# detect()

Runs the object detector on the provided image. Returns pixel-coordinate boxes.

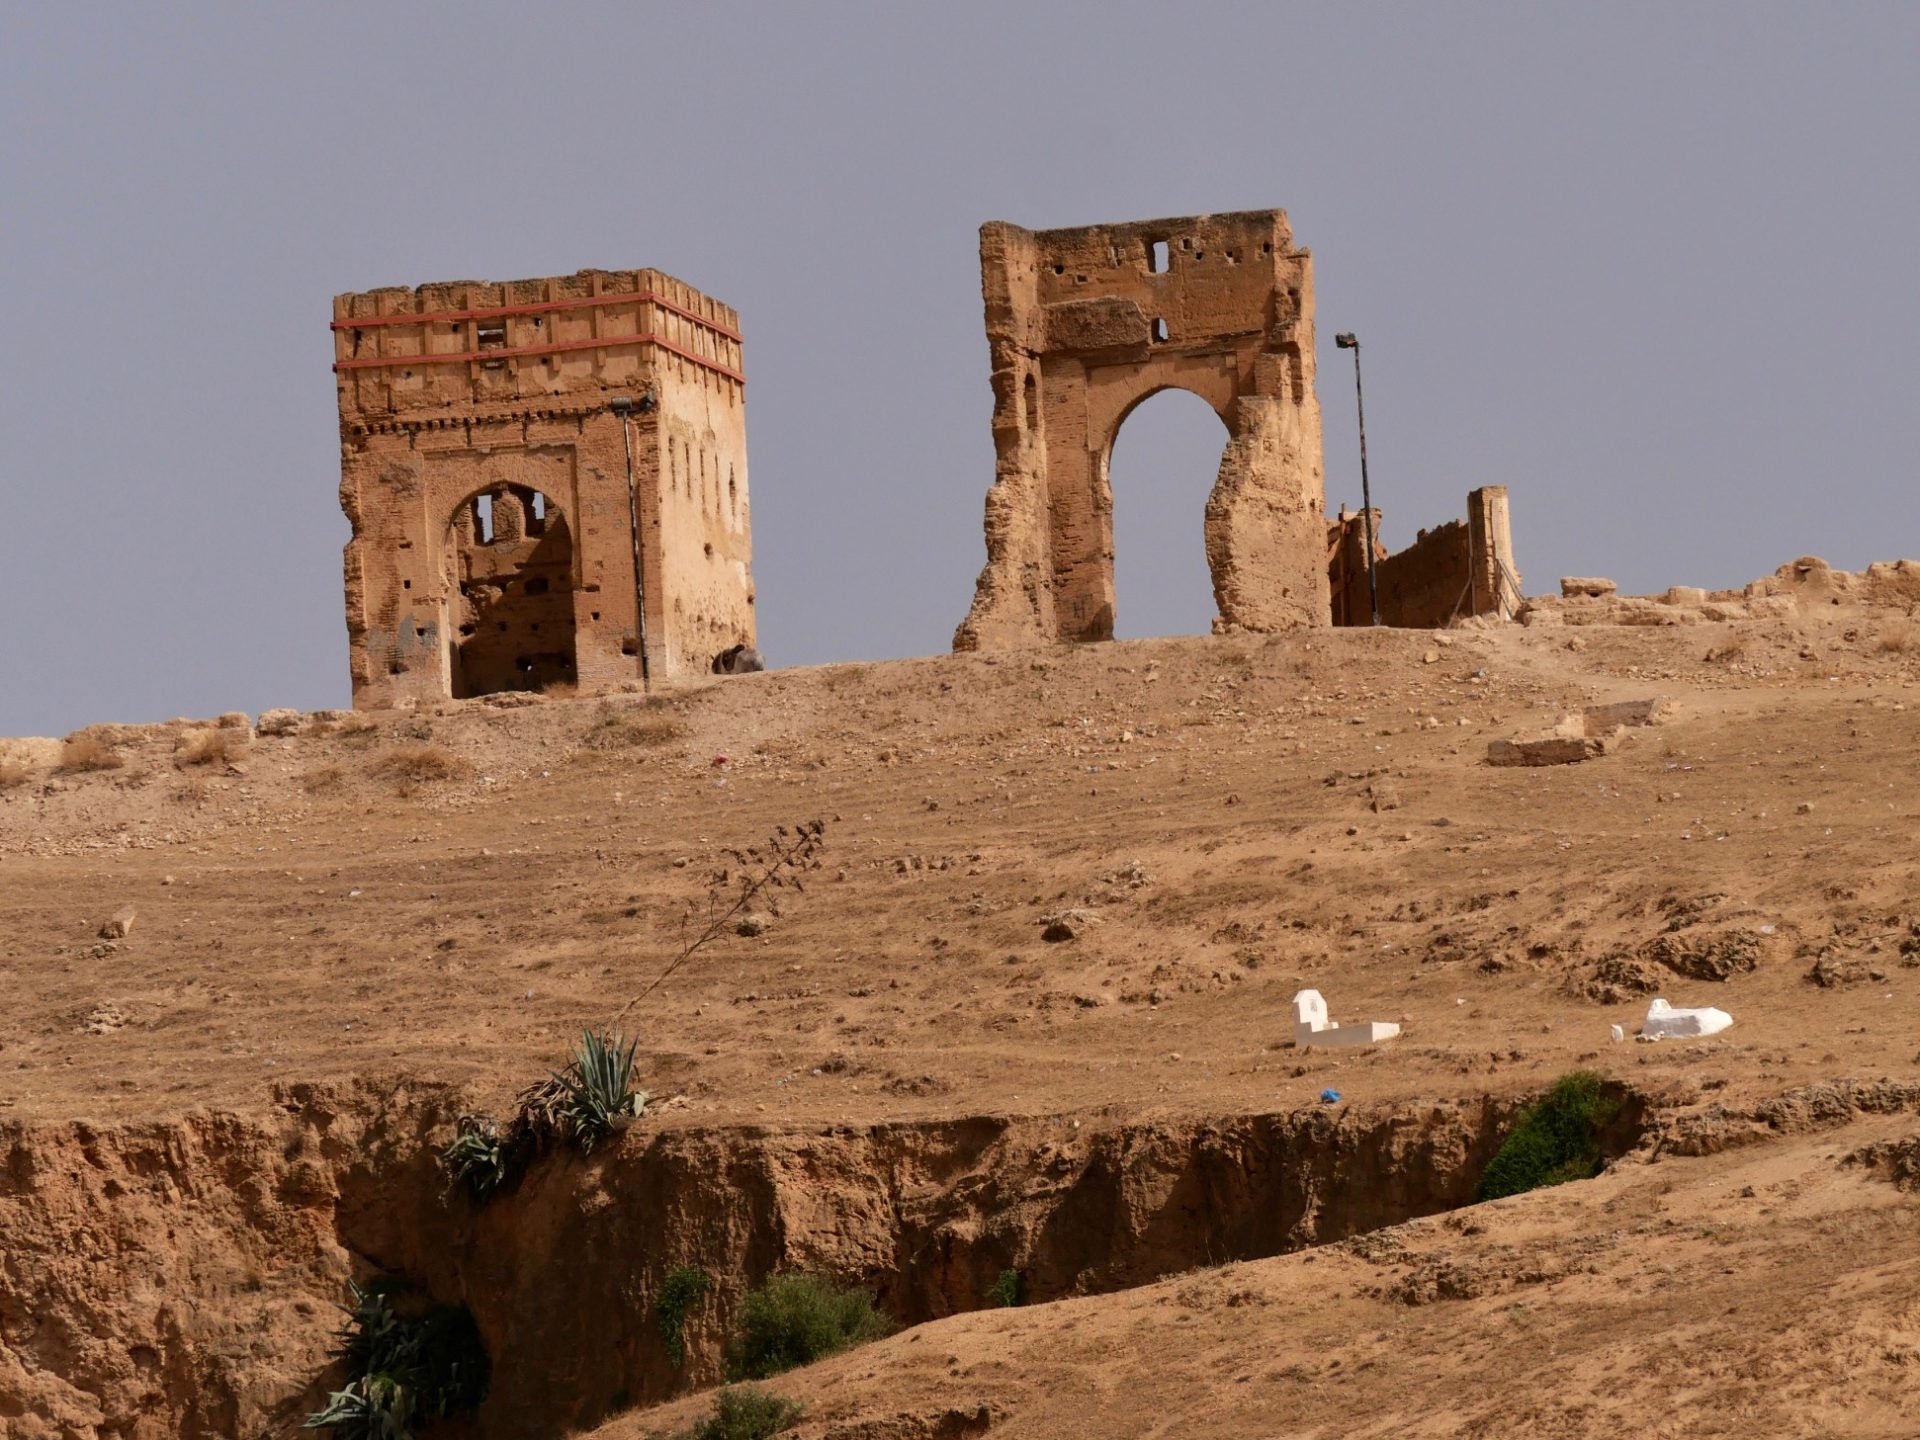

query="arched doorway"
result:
[445,485,576,697]
[1106,386,1231,639]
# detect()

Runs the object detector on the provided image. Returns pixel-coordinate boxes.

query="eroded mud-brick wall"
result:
[334,269,754,707]
[955,210,1329,650]
[1329,487,1519,628]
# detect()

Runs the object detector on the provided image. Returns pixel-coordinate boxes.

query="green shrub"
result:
[303,1280,489,1438]
[725,1273,893,1380]
[985,1268,1026,1308]
[655,1266,711,1368]
[1474,1070,1622,1202]
[682,1386,804,1440]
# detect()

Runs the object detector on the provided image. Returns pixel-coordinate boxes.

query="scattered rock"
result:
[98,909,136,940]
[735,913,771,938]
[1041,909,1097,943]
[1487,734,1610,767]
[1561,577,1618,598]
[1644,929,1766,982]
[1807,951,1871,988]
[256,708,302,737]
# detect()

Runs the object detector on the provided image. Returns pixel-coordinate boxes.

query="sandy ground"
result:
[3,600,1916,1141]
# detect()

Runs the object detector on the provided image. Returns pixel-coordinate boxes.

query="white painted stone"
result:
[1291,989,1401,1048]
[1639,997,1733,1040]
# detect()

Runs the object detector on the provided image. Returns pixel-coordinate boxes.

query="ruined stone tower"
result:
[955,211,1328,650]
[334,268,753,707]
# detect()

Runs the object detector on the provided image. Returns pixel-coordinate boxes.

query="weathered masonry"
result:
[334,268,753,708]
[953,210,1522,648]
[1327,487,1522,628]
[955,210,1330,650]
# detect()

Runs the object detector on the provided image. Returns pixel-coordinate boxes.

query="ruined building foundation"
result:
[954,211,1330,651]
[953,210,1521,648]
[334,268,753,708]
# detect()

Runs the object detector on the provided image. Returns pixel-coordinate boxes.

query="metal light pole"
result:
[1334,332,1379,626]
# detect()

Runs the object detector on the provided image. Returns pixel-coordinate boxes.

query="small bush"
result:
[175,727,244,767]
[726,1273,893,1381]
[655,1266,711,1368]
[1474,1070,1622,1202]
[303,1280,489,1439]
[57,733,123,773]
[371,744,467,785]
[0,760,29,790]
[1879,620,1916,655]
[985,1268,1026,1308]
[681,1386,804,1440]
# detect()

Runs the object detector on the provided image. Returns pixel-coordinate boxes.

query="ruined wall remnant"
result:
[1327,487,1520,628]
[335,268,754,708]
[954,211,1329,650]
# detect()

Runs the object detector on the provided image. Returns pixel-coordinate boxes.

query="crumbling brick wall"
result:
[334,268,754,707]
[1328,487,1519,628]
[954,210,1328,650]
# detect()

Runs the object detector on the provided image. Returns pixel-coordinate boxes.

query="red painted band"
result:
[330,288,742,343]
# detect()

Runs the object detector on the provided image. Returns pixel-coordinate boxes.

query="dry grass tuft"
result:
[57,733,124,773]
[1878,620,1915,655]
[371,743,468,785]
[300,764,346,793]
[0,759,30,790]
[175,728,246,768]
[585,702,687,751]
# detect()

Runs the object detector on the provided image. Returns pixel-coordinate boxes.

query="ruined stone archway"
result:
[442,484,577,697]
[1104,384,1233,638]
[955,210,1330,651]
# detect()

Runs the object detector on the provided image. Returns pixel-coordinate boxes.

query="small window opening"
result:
[1148,240,1169,273]
[402,579,411,590]
[477,322,507,349]
[1052,263,1064,275]
[590,610,601,621]
[729,466,737,515]
[621,636,639,655]
[531,492,546,520]
[474,493,494,544]
[1152,317,1170,343]
[1023,373,1038,428]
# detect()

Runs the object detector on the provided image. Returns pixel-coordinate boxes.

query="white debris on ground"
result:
[1291,989,1401,1048]
[1638,997,1733,1040]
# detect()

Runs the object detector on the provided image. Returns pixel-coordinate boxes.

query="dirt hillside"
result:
[2,558,1918,1437]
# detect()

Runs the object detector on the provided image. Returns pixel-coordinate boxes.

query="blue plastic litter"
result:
[1320,1088,1342,1104]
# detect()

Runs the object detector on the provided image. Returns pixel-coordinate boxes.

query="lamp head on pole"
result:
[1334,332,1358,350]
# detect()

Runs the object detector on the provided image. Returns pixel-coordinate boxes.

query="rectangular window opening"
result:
[1152,317,1170,343]
[1148,239,1169,273]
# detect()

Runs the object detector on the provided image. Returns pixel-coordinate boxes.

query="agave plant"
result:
[303,1280,489,1439]
[552,1029,647,1154]
[439,1117,509,1201]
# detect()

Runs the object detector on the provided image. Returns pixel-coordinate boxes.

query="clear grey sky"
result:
[3,3,1916,735]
